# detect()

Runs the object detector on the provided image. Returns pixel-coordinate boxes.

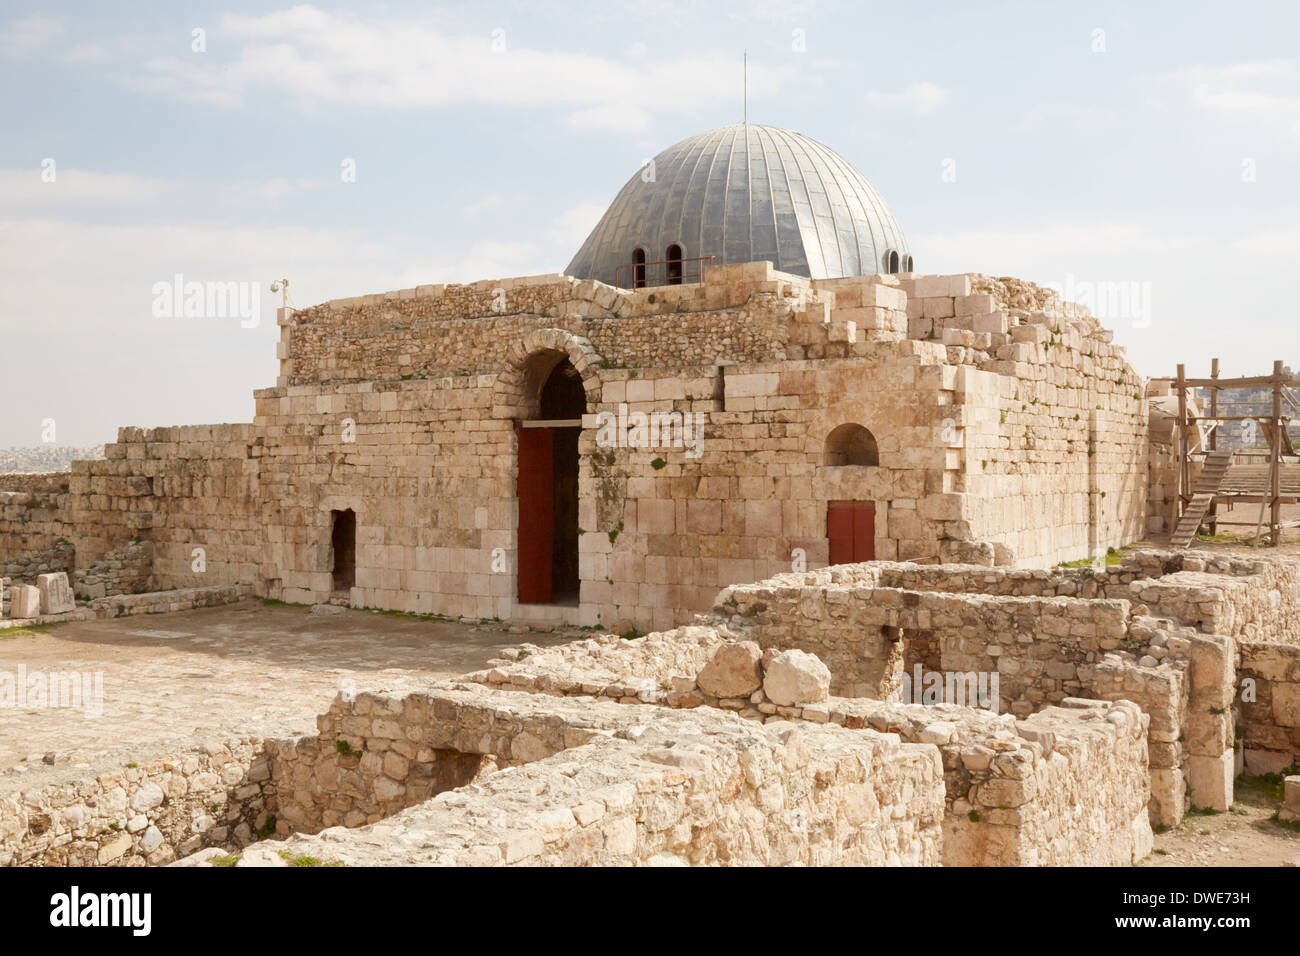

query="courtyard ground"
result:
[0,601,577,788]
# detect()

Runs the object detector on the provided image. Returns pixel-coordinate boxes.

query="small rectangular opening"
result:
[331,508,356,592]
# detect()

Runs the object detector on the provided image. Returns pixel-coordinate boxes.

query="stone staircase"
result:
[1170,450,1234,548]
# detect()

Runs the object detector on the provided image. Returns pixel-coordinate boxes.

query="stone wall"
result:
[465,632,1151,865]
[282,267,797,386]
[73,541,153,600]
[707,557,1247,824]
[0,264,1151,630]
[0,584,248,627]
[221,684,947,867]
[1238,640,1300,773]
[66,425,262,590]
[0,478,72,582]
[895,273,1148,567]
[0,736,273,867]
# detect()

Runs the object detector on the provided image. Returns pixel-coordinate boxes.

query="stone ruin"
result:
[4,547,1297,867]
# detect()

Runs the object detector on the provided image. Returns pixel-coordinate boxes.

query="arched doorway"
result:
[516,354,584,604]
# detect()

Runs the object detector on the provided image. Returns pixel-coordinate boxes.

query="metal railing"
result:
[614,255,714,290]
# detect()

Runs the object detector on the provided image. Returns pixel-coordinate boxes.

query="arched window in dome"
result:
[824,423,879,466]
[905,255,914,273]
[666,244,683,285]
[632,248,647,289]
[886,250,900,274]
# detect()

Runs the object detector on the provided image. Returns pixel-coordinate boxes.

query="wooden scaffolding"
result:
[1160,359,1299,548]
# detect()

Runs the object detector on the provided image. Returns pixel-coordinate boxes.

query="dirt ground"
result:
[0,601,577,788]
[1145,775,1300,867]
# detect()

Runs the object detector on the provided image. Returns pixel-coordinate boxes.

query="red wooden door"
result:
[827,500,875,564]
[827,501,855,565]
[853,501,876,561]
[517,427,554,603]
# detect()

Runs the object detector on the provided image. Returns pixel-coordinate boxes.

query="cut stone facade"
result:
[1,264,1149,633]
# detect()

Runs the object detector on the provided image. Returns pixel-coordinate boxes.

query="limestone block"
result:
[1281,776,1300,822]
[860,284,906,310]
[697,642,763,699]
[912,275,971,298]
[1185,752,1233,813]
[37,574,75,615]
[972,311,1008,335]
[1148,768,1185,829]
[1273,683,1300,728]
[9,584,40,619]
[954,293,995,316]
[763,649,831,707]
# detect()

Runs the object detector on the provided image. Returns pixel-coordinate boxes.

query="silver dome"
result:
[566,124,911,286]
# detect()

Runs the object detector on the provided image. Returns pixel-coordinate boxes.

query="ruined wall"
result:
[65,426,262,590]
[282,268,797,385]
[0,737,273,867]
[466,630,1152,866]
[890,274,1147,567]
[0,475,73,582]
[708,558,1245,824]
[217,685,947,867]
[1238,640,1300,773]
[1132,554,1300,645]
[72,540,153,600]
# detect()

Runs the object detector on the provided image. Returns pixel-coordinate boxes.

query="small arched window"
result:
[666,243,683,285]
[632,248,647,289]
[905,255,914,273]
[886,250,900,274]
[824,423,879,466]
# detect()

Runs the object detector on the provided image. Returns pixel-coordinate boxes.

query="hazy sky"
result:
[2,0,1297,446]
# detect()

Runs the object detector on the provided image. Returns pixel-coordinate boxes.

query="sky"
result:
[1,0,1297,446]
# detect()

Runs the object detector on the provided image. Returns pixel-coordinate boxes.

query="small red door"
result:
[517,428,554,603]
[853,501,875,561]
[827,501,855,565]
[827,500,875,564]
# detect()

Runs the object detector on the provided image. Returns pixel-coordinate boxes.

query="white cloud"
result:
[864,82,950,116]
[546,201,606,250]
[1017,102,1115,131]
[1156,59,1300,147]
[0,168,175,204]
[238,177,325,201]
[64,42,110,63]
[128,5,790,131]
[569,104,652,134]
[0,15,63,56]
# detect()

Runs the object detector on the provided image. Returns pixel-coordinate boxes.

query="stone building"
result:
[1,124,1149,632]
